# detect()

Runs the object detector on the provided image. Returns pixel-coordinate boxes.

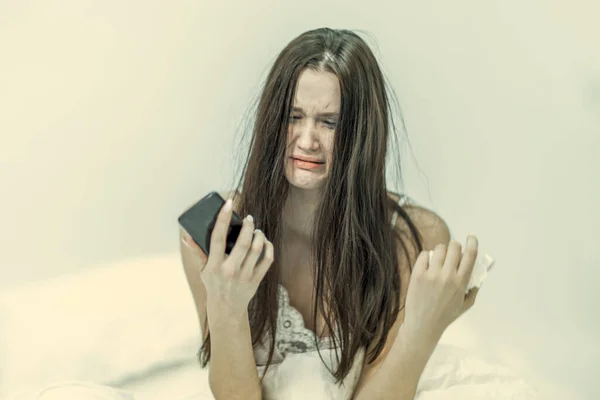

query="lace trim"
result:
[268,194,409,358]
[273,284,335,357]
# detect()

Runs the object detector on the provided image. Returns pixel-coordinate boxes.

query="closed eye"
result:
[323,120,337,129]
[289,115,336,129]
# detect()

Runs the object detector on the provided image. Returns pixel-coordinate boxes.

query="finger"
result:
[412,250,430,276]
[252,239,275,282]
[208,198,234,263]
[427,243,447,273]
[441,240,462,276]
[458,235,479,285]
[240,229,266,278]
[225,214,255,271]
[463,287,479,311]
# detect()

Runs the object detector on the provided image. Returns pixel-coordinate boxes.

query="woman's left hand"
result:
[402,236,480,343]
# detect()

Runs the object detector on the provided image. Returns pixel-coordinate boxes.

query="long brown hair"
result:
[198,28,424,385]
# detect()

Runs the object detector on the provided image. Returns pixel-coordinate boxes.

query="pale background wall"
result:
[0,0,598,398]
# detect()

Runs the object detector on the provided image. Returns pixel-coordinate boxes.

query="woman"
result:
[19,27,481,400]
[179,27,480,400]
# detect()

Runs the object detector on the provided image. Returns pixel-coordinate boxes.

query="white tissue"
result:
[428,250,494,294]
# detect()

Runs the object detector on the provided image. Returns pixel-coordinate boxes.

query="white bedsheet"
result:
[4,360,211,400]
[0,253,559,400]
[7,343,541,400]
[118,344,548,400]
[117,360,210,399]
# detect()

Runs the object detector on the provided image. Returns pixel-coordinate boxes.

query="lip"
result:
[290,156,325,164]
[292,158,324,170]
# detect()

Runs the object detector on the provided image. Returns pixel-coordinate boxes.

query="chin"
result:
[286,175,325,190]
[288,181,325,191]
[284,167,327,191]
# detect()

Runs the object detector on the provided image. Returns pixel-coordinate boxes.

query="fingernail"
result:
[254,228,261,234]
[224,199,232,211]
[247,215,254,223]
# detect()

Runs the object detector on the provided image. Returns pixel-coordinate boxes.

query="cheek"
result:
[286,124,295,144]
[323,137,334,158]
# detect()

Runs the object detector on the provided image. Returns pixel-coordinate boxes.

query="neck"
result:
[282,186,323,245]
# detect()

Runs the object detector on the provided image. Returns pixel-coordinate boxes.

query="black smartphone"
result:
[178,191,244,256]
[178,191,266,262]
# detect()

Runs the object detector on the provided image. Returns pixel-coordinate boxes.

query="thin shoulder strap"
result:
[390,195,410,226]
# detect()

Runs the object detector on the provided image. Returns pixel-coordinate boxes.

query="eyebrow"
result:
[291,107,339,118]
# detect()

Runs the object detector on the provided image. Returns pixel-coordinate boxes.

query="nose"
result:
[295,119,319,150]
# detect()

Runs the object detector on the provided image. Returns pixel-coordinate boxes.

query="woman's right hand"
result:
[181,198,274,314]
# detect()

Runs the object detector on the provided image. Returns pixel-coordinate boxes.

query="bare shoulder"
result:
[387,192,451,258]
[403,205,451,250]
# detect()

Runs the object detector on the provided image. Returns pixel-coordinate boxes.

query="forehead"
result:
[293,69,341,113]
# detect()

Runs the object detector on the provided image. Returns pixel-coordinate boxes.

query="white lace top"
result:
[253,195,410,400]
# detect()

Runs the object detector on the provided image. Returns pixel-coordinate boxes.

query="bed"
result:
[0,253,544,399]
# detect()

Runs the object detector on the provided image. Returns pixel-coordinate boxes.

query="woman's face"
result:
[284,68,341,191]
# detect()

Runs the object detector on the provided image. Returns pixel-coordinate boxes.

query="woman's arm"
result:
[179,191,262,400]
[181,231,262,400]
[352,325,439,400]
[352,204,452,400]
[206,297,262,400]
